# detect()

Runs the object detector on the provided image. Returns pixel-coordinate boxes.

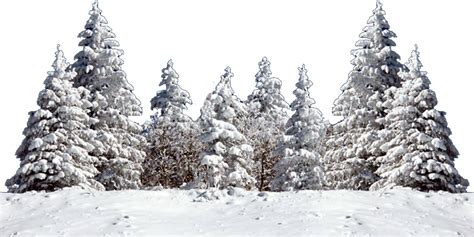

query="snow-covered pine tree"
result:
[6,45,104,193]
[70,0,145,190]
[271,65,327,191]
[142,60,200,188]
[246,57,289,191]
[195,67,255,190]
[369,46,469,193]
[324,0,404,190]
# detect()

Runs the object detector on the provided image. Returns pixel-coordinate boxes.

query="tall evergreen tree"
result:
[142,60,200,188]
[6,45,104,193]
[246,57,289,191]
[324,0,404,190]
[195,67,255,189]
[370,46,469,192]
[271,65,327,191]
[71,0,145,190]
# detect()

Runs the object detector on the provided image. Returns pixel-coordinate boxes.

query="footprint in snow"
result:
[5,197,21,204]
[112,215,134,229]
[342,215,363,226]
[305,211,321,218]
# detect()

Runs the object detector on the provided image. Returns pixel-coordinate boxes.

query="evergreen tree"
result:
[142,60,200,188]
[324,0,404,190]
[271,65,327,191]
[370,46,469,192]
[6,45,104,193]
[195,67,255,189]
[246,57,289,191]
[71,0,145,190]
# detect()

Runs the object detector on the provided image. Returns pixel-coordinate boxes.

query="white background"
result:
[0,0,472,191]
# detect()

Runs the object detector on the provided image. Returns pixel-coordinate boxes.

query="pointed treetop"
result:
[223,66,233,79]
[52,44,68,72]
[91,0,102,14]
[298,64,308,79]
[211,66,236,98]
[298,64,309,84]
[160,59,179,87]
[259,56,271,72]
[297,64,313,91]
[93,0,100,10]
[256,56,272,79]
[374,0,383,12]
[299,64,307,75]
[407,44,423,72]
[372,0,386,16]
[216,66,234,91]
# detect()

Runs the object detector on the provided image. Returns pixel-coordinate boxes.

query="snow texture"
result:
[1,187,472,236]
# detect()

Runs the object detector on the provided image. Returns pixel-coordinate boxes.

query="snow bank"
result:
[1,188,472,236]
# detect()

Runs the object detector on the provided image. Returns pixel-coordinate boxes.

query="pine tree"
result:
[246,57,289,191]
[370,46,469,192]
[195,67,255,189]
[71,0,145,190]
[271,65,327,191]
[324,0,404,190]
[142,60,200,188]
[6,45,104,193]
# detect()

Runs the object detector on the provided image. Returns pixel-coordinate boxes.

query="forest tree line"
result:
[5,0,469,193]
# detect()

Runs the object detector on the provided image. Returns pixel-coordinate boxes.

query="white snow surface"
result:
[1,187,472,236]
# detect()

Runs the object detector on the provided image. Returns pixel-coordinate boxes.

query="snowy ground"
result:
[1,187,472,236]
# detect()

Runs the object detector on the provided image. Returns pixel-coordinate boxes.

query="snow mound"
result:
[1,188,472,236]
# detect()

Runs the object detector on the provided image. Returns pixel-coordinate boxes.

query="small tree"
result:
[142,60,200,188]
[246,57,289,191]
[324,0,403,190]
[370,46,469,192]
[6,45,104,193]
[271,65,327,191]
[71,1,145,190]
[195,67,255,189]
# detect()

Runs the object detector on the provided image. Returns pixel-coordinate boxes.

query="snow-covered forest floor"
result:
[1,188,472,236]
